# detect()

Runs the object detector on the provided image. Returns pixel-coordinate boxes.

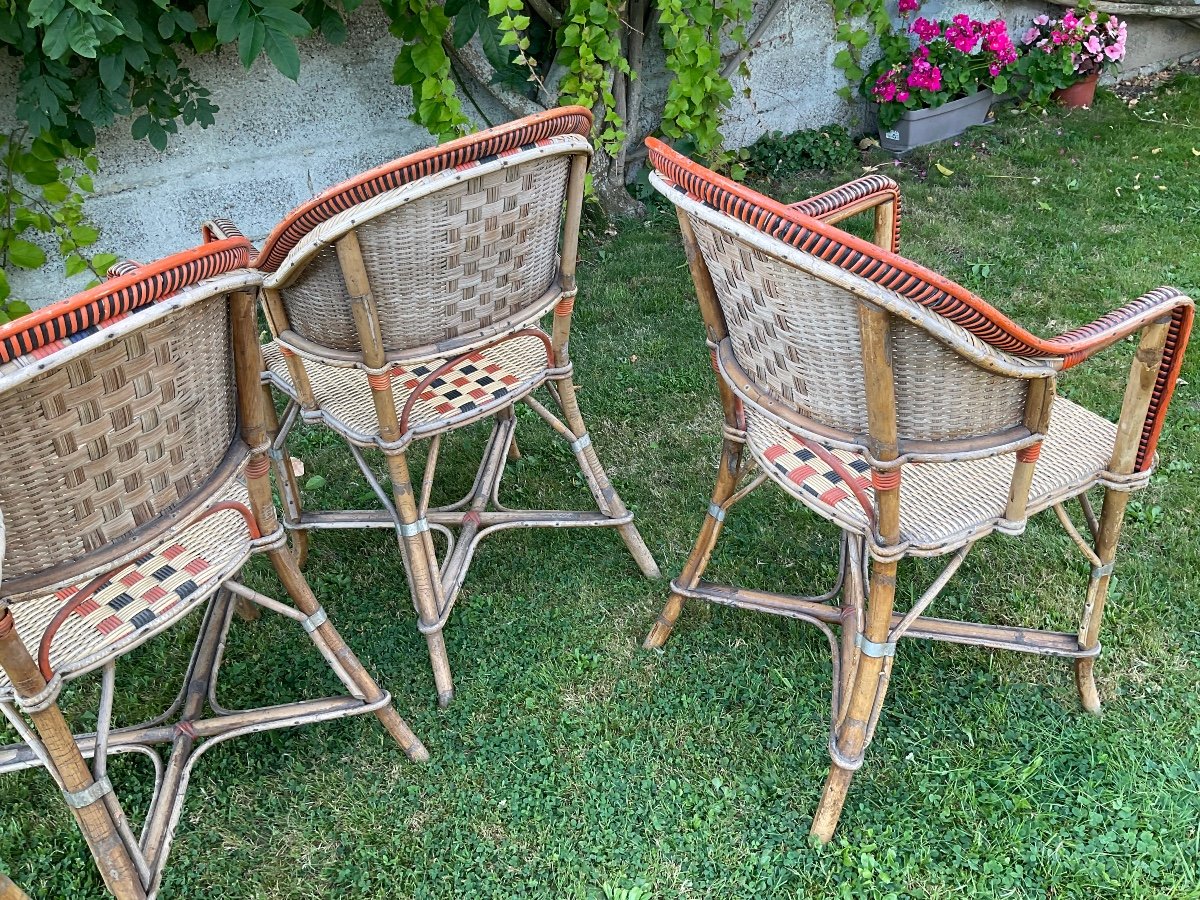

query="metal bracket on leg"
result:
[300,607,328,633]
[62,775,114,809]
[1091,562,1114,579]
[399,518,429,538]
[854,633,896,658]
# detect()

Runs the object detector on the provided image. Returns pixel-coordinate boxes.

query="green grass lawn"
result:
[3,75,1199,898]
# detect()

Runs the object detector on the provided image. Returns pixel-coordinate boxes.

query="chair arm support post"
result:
[1112,319,1171,475]
[788,176,902,253]
[1005,375,1056,522]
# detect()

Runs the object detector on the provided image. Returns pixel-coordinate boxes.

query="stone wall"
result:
[5,1,1198,305]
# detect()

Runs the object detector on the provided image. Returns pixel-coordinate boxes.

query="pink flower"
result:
[897,90,910,101]
[1033,14,1049,25]
[1063,9,1079,28]
[1084,34,1102,54]
[989,63,1000,76]
[1104,42,1124,60]
[911,16,940,42]
[1022,26,1039,44]
[898,0,920,14]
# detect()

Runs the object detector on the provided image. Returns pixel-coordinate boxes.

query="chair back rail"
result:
[0,246,258,597]
[257,109,593,368]
[654,173,1055,458]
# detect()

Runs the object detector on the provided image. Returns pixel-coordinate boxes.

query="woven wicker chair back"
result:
[0,240,255,593]
[689,214,1028,443]
[274,150,575,358]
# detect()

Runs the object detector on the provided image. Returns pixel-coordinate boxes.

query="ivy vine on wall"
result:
[1,0,761,308]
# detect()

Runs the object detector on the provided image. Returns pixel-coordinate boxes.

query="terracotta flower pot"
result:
[1053,73,1099,108]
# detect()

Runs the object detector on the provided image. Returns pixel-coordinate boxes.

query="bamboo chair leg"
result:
[0,873,30,900]
[384,451,455,707]
[266,548,429,760]
[811,556,899,842]
[552,373,660,580]
[499,406,522,461]
[1073,320,1169,714]
[261,382,309,569]
[0,612,146,899]
[1074,487,1131,714]
[643,438,746,649]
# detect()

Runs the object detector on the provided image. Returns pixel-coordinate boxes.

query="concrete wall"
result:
[6,1,1199,305]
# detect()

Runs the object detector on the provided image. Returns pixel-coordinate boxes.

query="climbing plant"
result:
[829,0,892,98]
[1,0,761,306]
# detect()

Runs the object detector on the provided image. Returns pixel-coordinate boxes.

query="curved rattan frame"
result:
[642,137,1194,843]
[0,251,427,900]
[246,109,660,709]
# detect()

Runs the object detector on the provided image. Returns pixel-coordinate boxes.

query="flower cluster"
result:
[866,0,1018,128]
[1021,8,1126,78]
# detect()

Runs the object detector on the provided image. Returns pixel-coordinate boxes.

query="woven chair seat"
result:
[0,481,255,700]
[261,331,553,447]
[745,397,1129,556]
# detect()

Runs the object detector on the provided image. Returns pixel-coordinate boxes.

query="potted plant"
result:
[1016,7,1128,107]
[866,1,1018,152]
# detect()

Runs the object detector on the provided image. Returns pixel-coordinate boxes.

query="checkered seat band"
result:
[0,482,255,697]
[261,331,551,446]
[761,442,873,511]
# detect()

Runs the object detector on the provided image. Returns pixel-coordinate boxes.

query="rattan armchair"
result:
[0,244,426,899]
[215,107,659,707]
[643,139,1193,841]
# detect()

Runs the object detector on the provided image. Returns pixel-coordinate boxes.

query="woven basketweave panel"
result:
[280,155,570,354]
[0,299,236,582]
[690,215,1027,442]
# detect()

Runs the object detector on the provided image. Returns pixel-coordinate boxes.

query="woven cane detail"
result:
[743,397,1130,555]
[275,148,575,354]
[762,442,872,511]
[555,295,575,316]
[261,331,550,443]
[255,107,592,273]
[646,139,1193,472]
[0,484,256,695]
[245,455,271,479]
[0,238,251,366]
[367,372,392,391]
[106,260,142,279]
[789,174,902,253]
[1017,443,1042,464]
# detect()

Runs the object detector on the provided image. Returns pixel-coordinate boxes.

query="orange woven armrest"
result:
[788,175,901,251]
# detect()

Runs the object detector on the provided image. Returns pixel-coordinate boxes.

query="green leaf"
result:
[92,252,119,272]
[99,52,125,91]
[452,0,481,48]
[263,26,301,79]
[148,122,168,151]
[0,271,8,303]
[992,75,1008,95]
[319,7,347,44]
[239,17,266,68]
[258,6,312,37]
[191,27,219,53]
[64,252,89,277]
[411,38,444,76]
[5,299,31,317]
[305,475,326,490]
[41,181,69,203]
[71,224,99,245]
[8,239,47,269]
